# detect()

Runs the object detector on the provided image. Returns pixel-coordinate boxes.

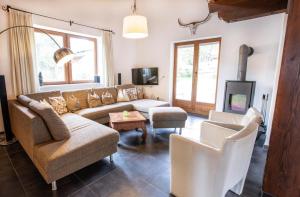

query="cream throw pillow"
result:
[48,96,68,115]
[102,91,115,105]
[117,89,130,102]
[88,92,102,108]
[136,87,144,99]
[29,100,70,141]
[66,95,81,112]
[124,88,138,101]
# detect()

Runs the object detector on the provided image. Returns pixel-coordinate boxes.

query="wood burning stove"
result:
[223,44,255,114]
[223,81,255,114]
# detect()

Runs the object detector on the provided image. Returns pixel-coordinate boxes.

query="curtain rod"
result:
[1,5,115,34]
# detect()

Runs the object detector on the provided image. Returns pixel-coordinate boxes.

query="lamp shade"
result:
[123,15,148,39]
[53,48,75,65]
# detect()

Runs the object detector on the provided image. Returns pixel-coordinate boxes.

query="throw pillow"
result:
[66,95,81,112]
[124,88,138,101]
[29,100,70,141]
[48,96,68,115]
[117,89,130,102]
[102,91,115,105]
[88,92,102,108]
[136,87,144,99]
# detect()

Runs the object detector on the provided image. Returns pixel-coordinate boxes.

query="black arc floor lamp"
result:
[0,25,75,145]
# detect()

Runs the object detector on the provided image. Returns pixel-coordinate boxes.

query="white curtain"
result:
[102,31,114,87]
[9,9,37,96]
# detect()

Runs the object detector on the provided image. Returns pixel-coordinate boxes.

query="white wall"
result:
[116,0,286,118]
[0,0,286,132]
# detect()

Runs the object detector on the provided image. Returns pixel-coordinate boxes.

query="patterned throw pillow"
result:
[124,88,138,101]
[117,89,130,102]
[102,91,115,105]
[88,92,102,108]
[136,87,144,99]
[48,96,68,115]
[66,95,81,112]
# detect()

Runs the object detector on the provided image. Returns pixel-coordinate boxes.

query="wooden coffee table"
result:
[109,111,147,141]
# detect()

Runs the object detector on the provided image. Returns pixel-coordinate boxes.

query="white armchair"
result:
[206,107,262,131]
[170,121,259,197]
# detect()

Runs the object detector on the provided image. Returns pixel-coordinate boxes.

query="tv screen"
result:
[132,67,159,85]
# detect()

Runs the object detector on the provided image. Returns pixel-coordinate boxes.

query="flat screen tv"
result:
[132,67,159,85]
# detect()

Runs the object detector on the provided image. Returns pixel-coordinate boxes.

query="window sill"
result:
[39,83,105,92]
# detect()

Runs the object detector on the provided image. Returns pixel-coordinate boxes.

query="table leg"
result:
[141,124,147,142]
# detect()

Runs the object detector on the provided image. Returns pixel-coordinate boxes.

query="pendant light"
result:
[123,0,148,39]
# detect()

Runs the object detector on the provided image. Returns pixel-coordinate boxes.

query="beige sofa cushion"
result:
[17,95,34,107]
[129,99,170,113]
[26,91,61,103]
[33,113,119,179]
[75,102,133,120]
[29,100,71,141]
[62,89,91,109]
[115,84,135,90]
[93,87,118,102]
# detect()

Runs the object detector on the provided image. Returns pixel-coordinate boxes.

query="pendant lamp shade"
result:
[123,15,148,39]
[123,0,148,39]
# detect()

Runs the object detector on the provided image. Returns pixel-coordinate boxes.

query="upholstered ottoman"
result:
[149,107,188,136]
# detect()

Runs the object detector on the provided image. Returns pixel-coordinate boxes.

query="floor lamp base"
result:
[0,133,17,146]
[0,138,17,146]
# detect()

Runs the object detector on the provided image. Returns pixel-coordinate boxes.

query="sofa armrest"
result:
[200,122,237,148]
[209,110,244,124]
[9,101,52,158]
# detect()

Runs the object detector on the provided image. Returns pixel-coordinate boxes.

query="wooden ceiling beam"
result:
[208,0,288,23]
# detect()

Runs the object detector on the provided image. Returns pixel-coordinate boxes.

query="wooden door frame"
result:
[172,38,222,115]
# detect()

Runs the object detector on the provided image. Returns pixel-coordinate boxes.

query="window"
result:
[34,29,98,85]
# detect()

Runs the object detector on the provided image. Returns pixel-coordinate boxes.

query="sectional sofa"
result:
[9,84,169,190]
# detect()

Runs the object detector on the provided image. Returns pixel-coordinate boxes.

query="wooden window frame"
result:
[34,28,98,85]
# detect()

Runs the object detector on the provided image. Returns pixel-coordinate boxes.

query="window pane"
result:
[70,37,96,81]
[35,32,65,83]
[196,42,220,104]
[175,45,194,101]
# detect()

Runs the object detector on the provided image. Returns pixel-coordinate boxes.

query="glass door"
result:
[173,38,221,116]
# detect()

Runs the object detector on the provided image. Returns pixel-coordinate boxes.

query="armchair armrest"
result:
[200,122,237,148]
[170,134,222,196]
[204,120,244,131]
[209,110,244,124]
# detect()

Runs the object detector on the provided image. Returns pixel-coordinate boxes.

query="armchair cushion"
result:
[200,122,237,148]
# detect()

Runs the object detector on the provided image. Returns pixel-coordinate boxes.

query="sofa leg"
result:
[52,181,57,191]
[109,155,114,164]
[153,128,156,137]
[179,128,182,135]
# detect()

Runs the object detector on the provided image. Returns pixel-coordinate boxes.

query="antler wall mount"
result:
[178,13,211,35]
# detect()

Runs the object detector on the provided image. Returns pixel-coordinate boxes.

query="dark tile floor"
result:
[0,115,267,197]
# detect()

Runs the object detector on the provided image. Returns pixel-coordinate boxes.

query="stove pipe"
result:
[237,44,254,81]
